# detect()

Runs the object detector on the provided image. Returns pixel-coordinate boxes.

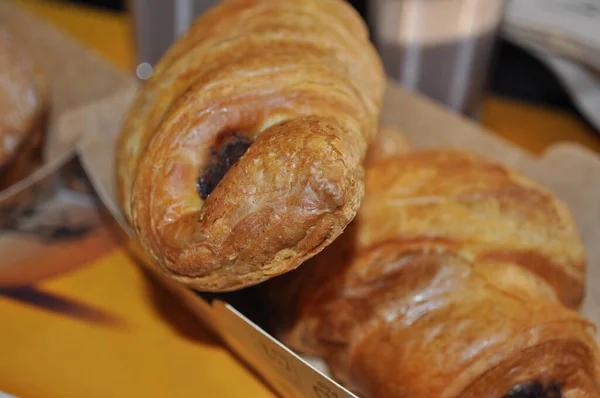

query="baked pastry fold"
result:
[116,0,384,291]
[266,149,600,398]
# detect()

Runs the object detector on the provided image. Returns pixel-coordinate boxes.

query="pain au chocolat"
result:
[265,147,600,398]
[115,0,384,291]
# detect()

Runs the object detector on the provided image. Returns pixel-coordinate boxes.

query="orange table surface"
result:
[2,1,600,398]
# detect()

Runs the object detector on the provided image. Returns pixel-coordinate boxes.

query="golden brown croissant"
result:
[115,0,384,292]
[265,149,600,397]
[0,29,47,187]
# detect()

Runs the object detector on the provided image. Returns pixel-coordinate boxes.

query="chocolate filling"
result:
[504,382,562,398]
[197,131,252,200]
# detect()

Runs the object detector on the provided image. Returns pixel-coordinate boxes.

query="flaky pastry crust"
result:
[266,149,599,398]
[115,0,384,291]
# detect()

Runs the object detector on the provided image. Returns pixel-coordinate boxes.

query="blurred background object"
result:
[369,0,505,118]
[501,0,600,138]
[129,0,219,79]
[58,0,599,134]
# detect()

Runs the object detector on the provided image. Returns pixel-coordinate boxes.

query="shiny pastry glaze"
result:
[115,0,384,291]
[266,149,600,397]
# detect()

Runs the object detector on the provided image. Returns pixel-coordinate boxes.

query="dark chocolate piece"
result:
[197,132,252,199]
[546,382,563,398]
[504,381,563,398]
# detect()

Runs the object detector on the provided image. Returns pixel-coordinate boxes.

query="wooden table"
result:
[1,1,599,398]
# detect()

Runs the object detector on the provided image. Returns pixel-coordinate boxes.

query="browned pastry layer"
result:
[0,29,47,187]
[266,149,598,398]
[364,125,413,165]
[116,0,384,291]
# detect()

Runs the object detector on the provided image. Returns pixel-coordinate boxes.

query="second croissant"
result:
[265,147,599,397]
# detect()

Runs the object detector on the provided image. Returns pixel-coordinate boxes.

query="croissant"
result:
[0,29,47,188]
[265,149,600,397]
[115,0,384,291]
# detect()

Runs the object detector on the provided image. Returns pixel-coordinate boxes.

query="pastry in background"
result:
[116,0,385,292]
[265,149,599,398]
[0,28,47,189]
[364,125,413,165]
